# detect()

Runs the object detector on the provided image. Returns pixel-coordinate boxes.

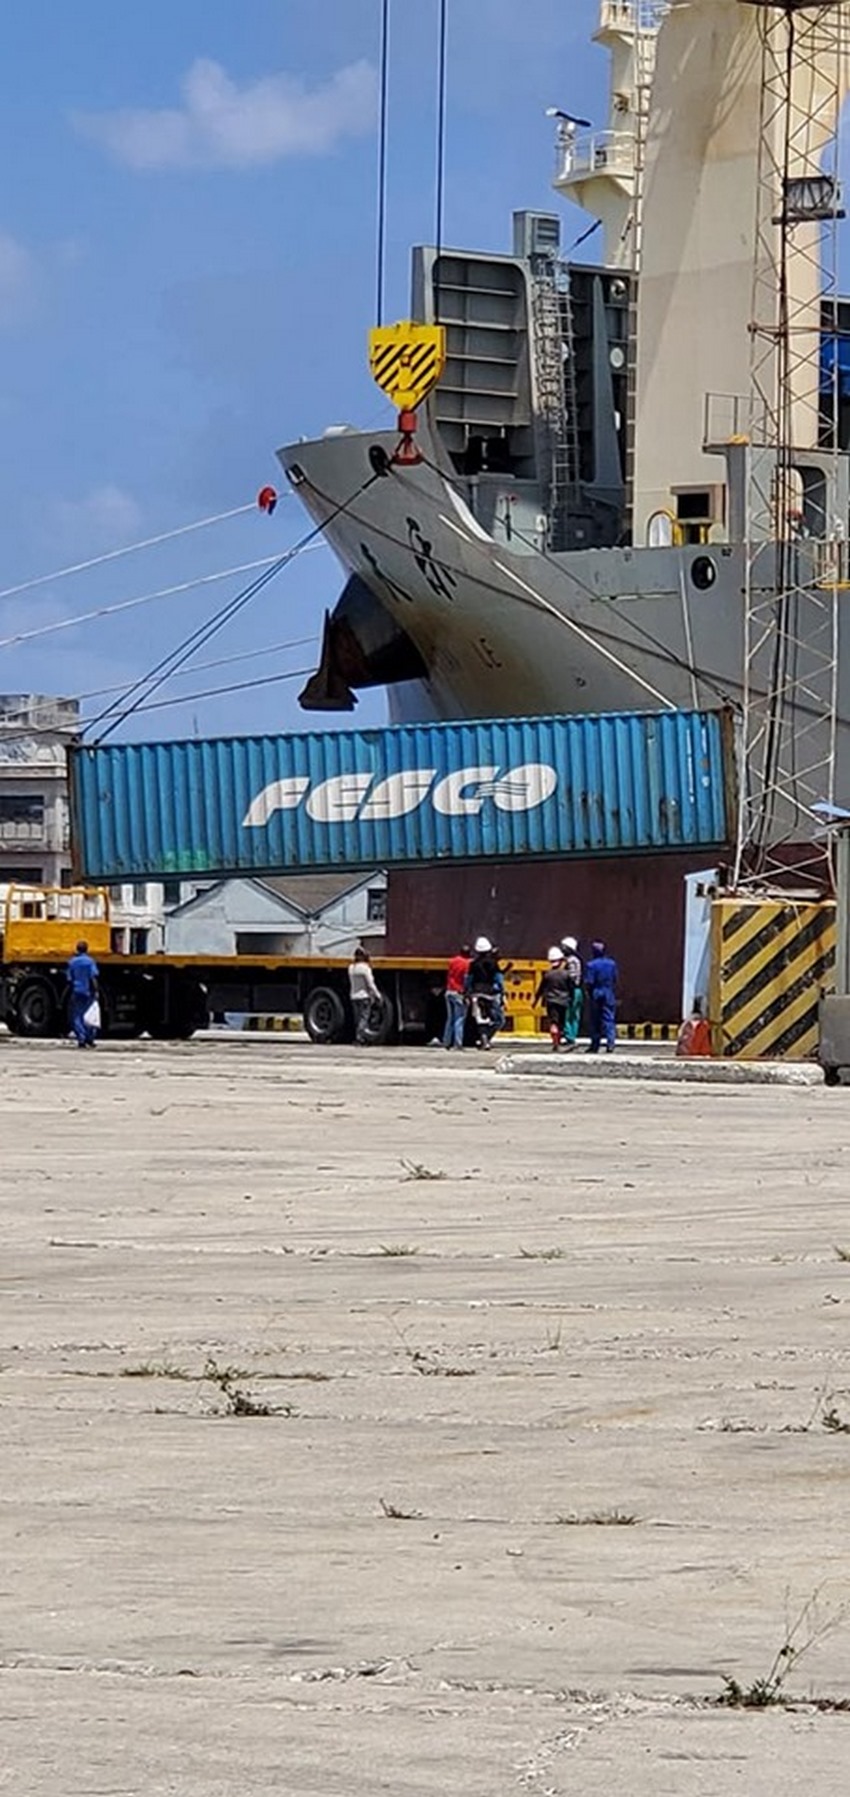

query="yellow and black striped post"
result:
[710,897,836,1060]
[617,1022,675,1042]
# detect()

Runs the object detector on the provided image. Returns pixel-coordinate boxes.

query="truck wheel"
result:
[174,980,208,1039]
[359,993,395,1047]
[304,985,347,1044]
[149,1011,203,1041]
[824,1065,841,1088]
[15,978,59,1039]
[146,979,207,1040]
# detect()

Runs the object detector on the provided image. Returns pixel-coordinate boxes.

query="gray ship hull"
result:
[280,421,850,852]
[279,420,747,726]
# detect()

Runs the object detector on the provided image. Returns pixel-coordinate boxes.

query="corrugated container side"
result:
[69,708,734,882]
[385,852,721,1024]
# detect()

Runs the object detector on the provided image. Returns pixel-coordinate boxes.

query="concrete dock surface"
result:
[2,1037,850,1794]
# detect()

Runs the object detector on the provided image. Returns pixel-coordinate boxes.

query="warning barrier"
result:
[242,1015,303,1033]
[504,962,544,1036]
[709,897,836,1060]
[532,1016,673,1040]
[617,1022,675,1042]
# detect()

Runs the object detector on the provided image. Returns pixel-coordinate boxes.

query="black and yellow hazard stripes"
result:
[368,321,446,411]
[710,898,836,1060]
[617,1021,675,1041]
[242,1015,302,1032]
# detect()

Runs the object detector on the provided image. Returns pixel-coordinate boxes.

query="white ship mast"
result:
[551,1,667,272]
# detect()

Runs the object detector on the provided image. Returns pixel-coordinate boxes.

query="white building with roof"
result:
[163,871,387,960]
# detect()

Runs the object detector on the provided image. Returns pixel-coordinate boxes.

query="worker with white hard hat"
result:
[464,936,504,1050]
[559,935,584,1047]
[535,945,578,1053]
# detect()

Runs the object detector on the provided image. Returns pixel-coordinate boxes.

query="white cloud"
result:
[0,230,34,324]
[54,485,144,549]
[73,56,376,171]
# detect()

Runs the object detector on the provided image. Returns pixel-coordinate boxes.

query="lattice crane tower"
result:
[735,0,850,888]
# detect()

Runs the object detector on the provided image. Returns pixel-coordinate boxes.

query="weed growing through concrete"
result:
[545,1319,564,1351]
[519,1246,566,1261]
[388,1315,475,1378]
[203,1357,293,1418]
[410,1349,475,1377]
[121,1360,193,1381]
[833,1245,850,1262]
[379,1243,421,1257]
[379,1498,423,1520]
[555,1509,638,1527]
[822,1403,850,1435]
[717,1589,847,1709]
[400,1159,445,1181]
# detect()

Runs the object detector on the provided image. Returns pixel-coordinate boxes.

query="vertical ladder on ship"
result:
[531,265,580,550]
[559,275,581,532]
[623,1,663,536]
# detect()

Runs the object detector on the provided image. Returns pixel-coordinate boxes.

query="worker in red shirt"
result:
[443,943,471,1049]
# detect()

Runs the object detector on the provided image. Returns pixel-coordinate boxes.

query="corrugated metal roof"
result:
[256,872,382,914]
[70,709,735,882]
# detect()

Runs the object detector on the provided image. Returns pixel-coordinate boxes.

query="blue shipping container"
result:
[68,709,735,882]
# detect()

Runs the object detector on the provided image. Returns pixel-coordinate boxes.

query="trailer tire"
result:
[148,1011,203,1042]
[359,992,395,1046]
[144,978,207,1040]
[304,985,347,1044]
[15,978,59,1039]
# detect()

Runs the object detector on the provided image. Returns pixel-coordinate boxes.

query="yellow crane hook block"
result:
[368,320,446,412]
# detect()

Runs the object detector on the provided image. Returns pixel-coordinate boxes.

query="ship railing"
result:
[598,0,669,34]
[703,391,772,452]
[813,536,850,589]
[554,128,635,188]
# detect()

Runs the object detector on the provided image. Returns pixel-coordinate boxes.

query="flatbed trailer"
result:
[0,885,541,1045]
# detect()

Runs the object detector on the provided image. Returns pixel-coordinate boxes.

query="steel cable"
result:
[376,0,391,325]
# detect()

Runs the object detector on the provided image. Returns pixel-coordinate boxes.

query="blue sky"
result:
[0,0,604,740]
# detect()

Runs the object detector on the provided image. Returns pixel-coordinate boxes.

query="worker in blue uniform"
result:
[66,939,100,1048]
[585,939,618,1054]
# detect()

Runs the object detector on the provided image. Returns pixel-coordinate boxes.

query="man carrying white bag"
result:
[66,940,100,1049]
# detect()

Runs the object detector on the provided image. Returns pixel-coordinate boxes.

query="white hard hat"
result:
[561,935,577,952]
[548,945,564,963]
[474,935,492,953]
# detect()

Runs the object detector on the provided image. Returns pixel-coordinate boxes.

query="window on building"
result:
[6,866,43,885]
[131,882,148,907]
[129,928,148,954]
[162,879,182,908]
[366,887,387,924]
[0,793,44,826]
[60,867,74,889]
[235,933,293,956]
